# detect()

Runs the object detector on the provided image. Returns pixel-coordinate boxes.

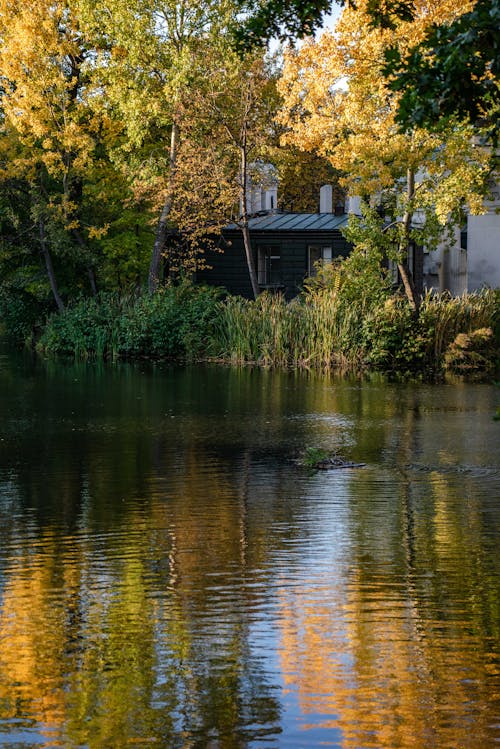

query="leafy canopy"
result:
[234,0,499,137]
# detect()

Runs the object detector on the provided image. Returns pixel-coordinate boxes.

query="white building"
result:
[347,184,500,294]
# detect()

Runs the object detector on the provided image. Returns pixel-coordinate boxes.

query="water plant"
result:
[301,447,330,468]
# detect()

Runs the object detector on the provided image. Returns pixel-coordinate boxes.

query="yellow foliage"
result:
[278,0,492,220]
[0,0,96,179]
[88,224,111,239]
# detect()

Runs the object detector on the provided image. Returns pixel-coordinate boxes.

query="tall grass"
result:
[34,281,498,379]
[213,288,499,377]
[419,289,498,361]
[213,289,368,369]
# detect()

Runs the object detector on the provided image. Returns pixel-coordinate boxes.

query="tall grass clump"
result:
[214,292,313,367]
[213,252,390,368]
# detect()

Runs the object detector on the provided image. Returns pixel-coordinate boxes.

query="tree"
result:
[78,0,241,293]
[384,0,500,138]
[176,50,279,298]
[0,0,93,309]
[234,0,499,139]
[0,0,144,311]
[278,0,493,309]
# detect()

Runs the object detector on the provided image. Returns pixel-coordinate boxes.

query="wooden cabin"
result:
[196,211,352,299]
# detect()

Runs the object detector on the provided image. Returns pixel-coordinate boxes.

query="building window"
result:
[258,246,282,286]
[308,246,332,276]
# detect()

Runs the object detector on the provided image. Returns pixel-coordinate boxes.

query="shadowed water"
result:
[0,349,498,748]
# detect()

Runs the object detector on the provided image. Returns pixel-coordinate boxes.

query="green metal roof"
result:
[226,212,349,232]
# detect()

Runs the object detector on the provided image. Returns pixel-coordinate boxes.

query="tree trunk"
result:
[148,120,179,293]
[39,219,65,312]
[87,267,98,296]
[72,229,98,296]
[239,144,259,299]
[397,260,419,312]
[399,168,420,312]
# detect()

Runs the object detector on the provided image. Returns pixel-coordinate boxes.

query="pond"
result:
[0,349,499,748]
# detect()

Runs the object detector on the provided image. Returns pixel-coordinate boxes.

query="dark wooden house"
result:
[196,211,352,299]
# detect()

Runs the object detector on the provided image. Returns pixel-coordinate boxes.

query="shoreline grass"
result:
[10,282,499,381]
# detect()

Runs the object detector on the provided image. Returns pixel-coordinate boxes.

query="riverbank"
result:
[8,283,493,381]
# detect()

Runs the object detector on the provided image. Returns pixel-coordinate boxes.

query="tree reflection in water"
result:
[0,356,498,747]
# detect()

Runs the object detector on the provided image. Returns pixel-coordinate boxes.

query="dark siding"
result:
[197,227,351,299]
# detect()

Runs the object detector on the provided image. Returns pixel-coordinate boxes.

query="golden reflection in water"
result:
[277,473,498,749]
[0,363,499,748]
[0,452,279,747]
[0,531,75,735]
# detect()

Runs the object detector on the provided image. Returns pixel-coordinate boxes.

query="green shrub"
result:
[37,281,221,360]
[361,296,429,377]
[0,287,51,346]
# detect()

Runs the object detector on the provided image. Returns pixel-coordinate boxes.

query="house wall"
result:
[197,229,351,299]
[467,208,500,291]
[423,206,500,295]
[425,185,500,295]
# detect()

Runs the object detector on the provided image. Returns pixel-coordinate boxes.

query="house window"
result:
[258,246,282,286]
[308,246,332,276]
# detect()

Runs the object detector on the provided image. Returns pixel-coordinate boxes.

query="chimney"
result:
[347,195,362,215]
[320,184,333,213]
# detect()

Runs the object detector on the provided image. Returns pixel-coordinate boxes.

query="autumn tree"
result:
[0,0,91,309]
[170,49,280,298]
[270,145,343,213]
[0,0,148,314]
[234,0,499,140]
[278,0,494,309]
[77,0,242,293]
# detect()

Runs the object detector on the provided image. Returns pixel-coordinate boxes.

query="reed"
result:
[212,287,498,377]
[419,289,498,361]
[212,289,367,369]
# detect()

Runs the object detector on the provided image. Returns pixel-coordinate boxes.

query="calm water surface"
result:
[0,349,499,748]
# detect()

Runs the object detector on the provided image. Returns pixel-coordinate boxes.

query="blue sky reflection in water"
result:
[0,351,498,748]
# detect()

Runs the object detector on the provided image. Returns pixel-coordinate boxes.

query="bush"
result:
[444,328,498,378]
[0,287,51,346]
[119,282,221,359]
[361,296,428,377]
[37,281,222,360]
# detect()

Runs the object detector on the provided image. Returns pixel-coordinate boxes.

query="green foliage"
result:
[361,296,429,377]
[213,290,365,368]
[302,446,330,467]
[37,282,222,361]
[306,222,392,310]
[232,0,333,50]
[118,283,222,360]
[0,286,51,346]
[385,0,500,139]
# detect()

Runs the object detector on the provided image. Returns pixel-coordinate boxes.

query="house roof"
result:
[226,212,349,232]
